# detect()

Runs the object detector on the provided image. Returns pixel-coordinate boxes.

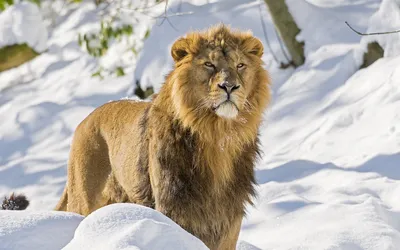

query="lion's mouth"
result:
[212,100,238,110]
[213,100,239,119]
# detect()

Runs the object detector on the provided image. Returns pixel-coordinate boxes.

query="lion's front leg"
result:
[216,216,242,250]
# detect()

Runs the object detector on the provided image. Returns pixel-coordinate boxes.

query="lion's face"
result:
[170,26,266,120]
[189,46,258,119]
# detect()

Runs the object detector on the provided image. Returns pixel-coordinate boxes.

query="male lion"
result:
[5,25,271,249]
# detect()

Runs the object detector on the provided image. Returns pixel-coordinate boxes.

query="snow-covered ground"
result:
[2,0,400,249]
[63,204,209,250]
[0,2,48,52]
[0,209,83,250]
[1,204,209,250]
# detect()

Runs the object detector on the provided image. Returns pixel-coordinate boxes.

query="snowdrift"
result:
[0,204,207,250]
[0,210,83,250]
[0,2,47,52]
[0,203,262,249]
[63,203,208,250]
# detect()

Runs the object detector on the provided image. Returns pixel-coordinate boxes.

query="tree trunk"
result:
[264,0,305,67]
[360,42,383,69]
[133,80,154,99]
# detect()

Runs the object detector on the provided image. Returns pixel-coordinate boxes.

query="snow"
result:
[0,204,257,249]
[363,0,400,56]
[0,2,48,52]
[2,0,400,249]
[286,0,380,55]
[0,210,83,250]
[0,204,208,250]
[64,203,208,250]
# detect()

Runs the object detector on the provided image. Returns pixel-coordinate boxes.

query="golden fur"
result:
[55,25,271,249]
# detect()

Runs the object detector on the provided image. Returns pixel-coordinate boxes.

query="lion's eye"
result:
[237,63,245,69]
[204,62,215,68]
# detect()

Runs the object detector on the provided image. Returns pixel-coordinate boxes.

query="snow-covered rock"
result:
[63,203,208,250]
[0,2,48,52]
[0,210,83,250]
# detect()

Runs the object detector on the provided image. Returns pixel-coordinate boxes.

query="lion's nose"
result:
[218,82,240,94]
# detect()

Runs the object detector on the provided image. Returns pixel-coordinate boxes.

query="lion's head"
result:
[168,25,269,124]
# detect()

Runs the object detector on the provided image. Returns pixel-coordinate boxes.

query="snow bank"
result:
[0,210,83,250]
[236,241,262,250]
[286,0,379,55]
[64,203,208,250]
[0,203,260,250]
[363,0,400,56]
[0,2,48,52]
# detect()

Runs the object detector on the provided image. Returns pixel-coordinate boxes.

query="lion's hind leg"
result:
[102,173,129,205]
[55,186,68,211]
[64,130,113,216]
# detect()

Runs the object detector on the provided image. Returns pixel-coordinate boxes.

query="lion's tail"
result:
[1,193,30,210]
[55,186,68,211]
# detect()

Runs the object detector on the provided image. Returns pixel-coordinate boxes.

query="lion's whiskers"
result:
[243,99,255,113]
[194,97,210,113]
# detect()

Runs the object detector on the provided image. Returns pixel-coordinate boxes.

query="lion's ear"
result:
[171,38,190,62]
[242,37,264,57]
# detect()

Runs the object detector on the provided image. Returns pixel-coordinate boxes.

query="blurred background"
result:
[2,0,400,249]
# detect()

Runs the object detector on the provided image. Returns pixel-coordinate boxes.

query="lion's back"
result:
[75,99,150,137]
[71,99,152,173]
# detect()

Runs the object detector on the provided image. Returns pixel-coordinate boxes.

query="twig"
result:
[274,25,291,64]
[257,1,280,65]
[103,0,140,12]
[345,21,400,36]
[158,11,194,17]
[258,1,295,69]
[164,0,168,15]
[138,0,166,11]
[156,0,180,31]
[118,6,193,16]
[105,0,165,15]
[157,0,170,25]
[177,0,183,13]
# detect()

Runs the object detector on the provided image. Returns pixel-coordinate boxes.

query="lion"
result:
[5,25,271,250]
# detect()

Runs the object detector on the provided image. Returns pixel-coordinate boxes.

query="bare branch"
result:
[177,0,183,13]
[257,0,295,68]
[117,0,193,23]
[154,0,194,31]
[158,11,194,18]
[164,0,168,14]
[345,21,400,36]
[257,1,280,64]
[103,0,164,16]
